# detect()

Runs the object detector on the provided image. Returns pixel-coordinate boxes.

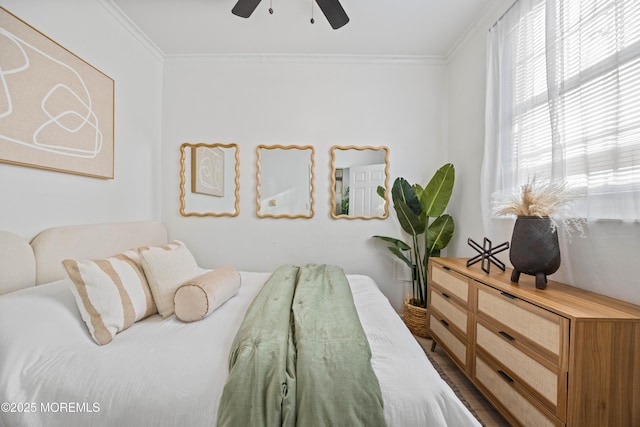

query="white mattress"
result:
[0,271,480,427]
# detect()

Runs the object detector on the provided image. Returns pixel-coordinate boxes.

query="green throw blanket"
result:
[216,264,386,427]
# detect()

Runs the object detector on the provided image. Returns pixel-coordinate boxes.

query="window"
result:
[483,0,640,221]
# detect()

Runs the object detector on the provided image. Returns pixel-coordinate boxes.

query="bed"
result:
[0,221,481,427]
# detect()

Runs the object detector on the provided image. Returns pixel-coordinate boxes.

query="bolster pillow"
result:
[174,267,241,322]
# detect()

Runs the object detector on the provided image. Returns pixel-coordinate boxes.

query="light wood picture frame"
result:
[179,142,240,217]
[0,7,115,179]
[330,145,389,219]
[256,144,315,219]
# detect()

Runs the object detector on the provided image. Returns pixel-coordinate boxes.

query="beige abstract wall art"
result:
[0,7,114,179]
[191,146,224,197]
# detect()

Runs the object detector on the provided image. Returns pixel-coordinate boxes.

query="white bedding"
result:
[0,271,480,427]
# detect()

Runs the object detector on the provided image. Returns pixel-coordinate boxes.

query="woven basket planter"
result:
[403,297,430,338]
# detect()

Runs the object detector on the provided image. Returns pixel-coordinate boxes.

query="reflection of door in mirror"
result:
[348,164,386,215]
[256,145,315,219]
[179,142,240,217]
[331,146,389,219]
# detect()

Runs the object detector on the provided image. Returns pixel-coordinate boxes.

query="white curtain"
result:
[482,0,640,304]
[482,0,545,227]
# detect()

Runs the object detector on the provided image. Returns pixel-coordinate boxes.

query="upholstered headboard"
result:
[0,231,36,294]
[0,221,168,295]
[31,221,168,285]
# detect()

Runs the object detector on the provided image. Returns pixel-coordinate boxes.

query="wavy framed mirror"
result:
[256,144,315,219]
[179,142,240,217]
[330,145,389,219]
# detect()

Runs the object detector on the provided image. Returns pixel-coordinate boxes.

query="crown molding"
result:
[97,0,165,62]
[164,53,446,65]
[445,0,515,63]
[97,0,449,66]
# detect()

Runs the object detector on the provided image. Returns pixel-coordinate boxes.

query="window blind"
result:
[488,0,640,220]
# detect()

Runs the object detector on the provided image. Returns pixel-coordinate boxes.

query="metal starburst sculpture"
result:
[466,237,509,274]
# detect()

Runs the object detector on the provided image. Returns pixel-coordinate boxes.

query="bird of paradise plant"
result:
[373,163,455,307]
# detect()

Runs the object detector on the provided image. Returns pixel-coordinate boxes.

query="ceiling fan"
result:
[232,0,349,30]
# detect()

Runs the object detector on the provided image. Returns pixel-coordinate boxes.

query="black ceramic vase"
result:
[509,216,561,289]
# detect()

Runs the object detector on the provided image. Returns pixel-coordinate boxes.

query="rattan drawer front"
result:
[475,356,560,427]
[477,284,563,358]
[430,288,468,335]
[476,322,560,410]
[430,314,466,368]
[432,265,469,305]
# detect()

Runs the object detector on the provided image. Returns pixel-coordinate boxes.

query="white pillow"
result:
[174,267,241,322]
[63,250,156,345]
[138,241,201,318]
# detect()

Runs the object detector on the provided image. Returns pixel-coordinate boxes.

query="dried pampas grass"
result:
[495,179,572,217]
[494,178,586,238]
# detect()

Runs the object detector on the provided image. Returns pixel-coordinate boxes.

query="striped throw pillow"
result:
[63,250,157,345]
[138,241,201,318]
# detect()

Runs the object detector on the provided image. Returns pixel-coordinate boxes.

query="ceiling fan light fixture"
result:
[231,0,348,29]
[231,0,262,18]
[315,0,349,29]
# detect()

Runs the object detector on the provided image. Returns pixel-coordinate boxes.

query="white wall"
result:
[7,0,635,310]
[161,56,449,310]
[447,1,640,306]
[446,29,488,260]
[0,0,163,239]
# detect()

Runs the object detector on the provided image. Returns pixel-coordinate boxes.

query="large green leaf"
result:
[372,235,411,251]
[372,236,413,267]
[394,199,426,237]
[388,247,413,269]
[426,214,455,253]
[392,178,421,217]
[421,163,455,218]
[413,184,424,201]
[376,185,386,199]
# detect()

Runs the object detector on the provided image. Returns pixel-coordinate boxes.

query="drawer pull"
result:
[498,370,514,383]
[441,292,451,299]
[443,266,451,271]
[499,331,515,341]
[440,319,450,328]
[500,291,518,300]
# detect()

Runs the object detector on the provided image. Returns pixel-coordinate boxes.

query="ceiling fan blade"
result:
[315,0,349,29]
[232,0,262,18]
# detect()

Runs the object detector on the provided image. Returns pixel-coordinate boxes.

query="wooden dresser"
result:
[427,257,640,427]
